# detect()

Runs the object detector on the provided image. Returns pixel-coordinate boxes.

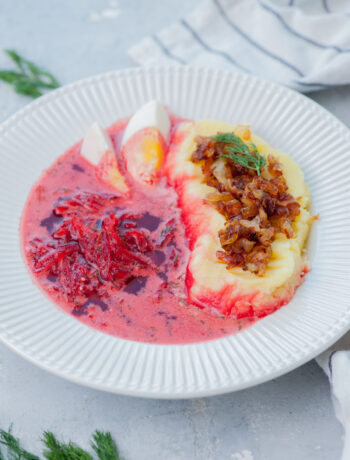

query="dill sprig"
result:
[0,427,40,460]
[0,427,121,460]
[212,132,266,176]
[42,432,92,460]
[0,50,60,98]
[91,431,120,460]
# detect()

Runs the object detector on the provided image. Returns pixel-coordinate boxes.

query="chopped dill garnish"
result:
[212,132,266,176]
[161,225,174,236]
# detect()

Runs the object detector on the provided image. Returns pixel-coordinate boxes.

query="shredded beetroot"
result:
[157,218,176,248]
[29,192,155,305]
[53,191,120,216]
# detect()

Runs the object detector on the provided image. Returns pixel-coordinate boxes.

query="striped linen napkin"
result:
[316,333,350,460]
[317,338,350,460]
[128,0,350,92]
[129,1,350,457]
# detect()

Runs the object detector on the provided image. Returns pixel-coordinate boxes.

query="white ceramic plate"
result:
[0,67,349,398]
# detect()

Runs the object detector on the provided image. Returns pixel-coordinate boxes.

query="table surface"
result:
[0,1,348,459]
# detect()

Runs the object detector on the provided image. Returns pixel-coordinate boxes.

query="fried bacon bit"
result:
[234,124,251,141]
[191,134,301,276]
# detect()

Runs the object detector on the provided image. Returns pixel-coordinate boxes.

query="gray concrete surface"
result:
[0,0,348,458]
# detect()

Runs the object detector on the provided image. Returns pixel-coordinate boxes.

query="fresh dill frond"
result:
[42,431,93,460]
[213,132,249,156]
[5,50,60,89]
[212,132,266,176]
[0,427,40,460]
[0,427,123,460]
[91,431,120,460]
[0,50,60,98]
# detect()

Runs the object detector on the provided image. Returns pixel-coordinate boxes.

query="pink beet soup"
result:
[21,115,255,344]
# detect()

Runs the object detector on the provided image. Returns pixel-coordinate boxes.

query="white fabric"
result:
[128,0,350,92]
[129,1,350,456]
[317,334,350,460]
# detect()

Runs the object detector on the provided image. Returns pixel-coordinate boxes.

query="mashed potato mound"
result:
[165,120,312,318]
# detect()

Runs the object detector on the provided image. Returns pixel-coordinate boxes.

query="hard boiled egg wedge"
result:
[81,122,129,194]
[121,101,171,186]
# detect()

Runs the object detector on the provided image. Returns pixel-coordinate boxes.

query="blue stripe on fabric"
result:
[213,0,304,77]
[328,350,338,377]
[258,0,350,52]
[322,0,331,13]
[180,19,250,72]
[296,80,344,88]
[151,34,187,64]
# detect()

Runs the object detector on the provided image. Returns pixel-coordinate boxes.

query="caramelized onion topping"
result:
[191,134,301,276]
